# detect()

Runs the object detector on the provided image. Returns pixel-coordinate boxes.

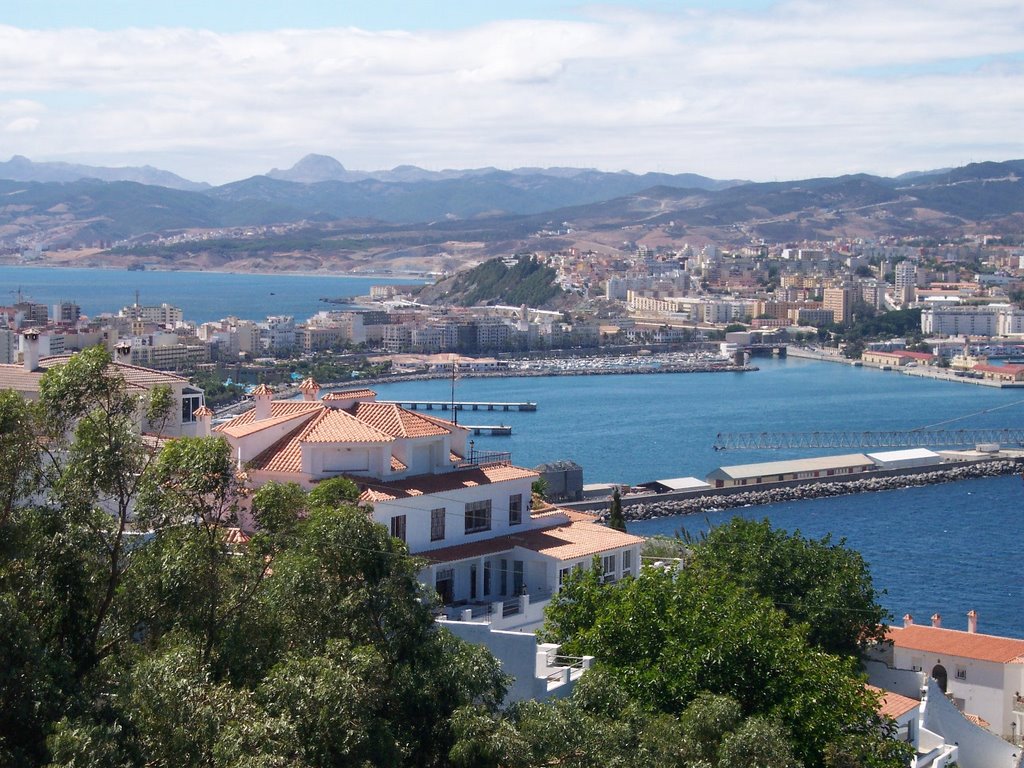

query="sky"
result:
[1,0,1023,185]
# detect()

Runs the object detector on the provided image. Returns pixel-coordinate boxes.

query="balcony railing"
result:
[455,448,512,469]
[1014,695,1024,714]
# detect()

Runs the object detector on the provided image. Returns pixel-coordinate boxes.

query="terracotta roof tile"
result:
[421,519,644,564]
[390,455,408,472]
[888,625,1024,663]
[867,685,919,720]
[350,401,451,438]
[358,464,537,501]
[300,408,395,444]
[963,713,990,728]
[214,401,321,432]
[251,383,275,395]
[249,421,309,473]
[193,405,214,417]
[0,364,44,392]
[322,388,377,401]
[219,409,319,438]
[298,377,320,392]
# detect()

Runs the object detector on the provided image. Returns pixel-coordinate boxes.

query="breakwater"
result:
[618,460,1023,521]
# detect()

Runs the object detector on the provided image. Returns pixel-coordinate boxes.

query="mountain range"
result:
[1,155,1023,272]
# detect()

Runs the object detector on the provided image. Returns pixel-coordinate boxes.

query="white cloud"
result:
[0,0,1022,183]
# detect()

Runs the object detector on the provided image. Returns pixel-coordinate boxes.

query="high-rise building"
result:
[823,286,857,325]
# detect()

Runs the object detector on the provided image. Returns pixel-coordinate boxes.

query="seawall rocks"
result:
[620,461,1023,522]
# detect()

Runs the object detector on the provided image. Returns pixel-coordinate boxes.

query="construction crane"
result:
[713,399,1024,451]
[713,428,1024,451]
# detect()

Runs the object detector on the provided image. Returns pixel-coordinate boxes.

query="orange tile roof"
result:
[214,401,321,432]
[390,455,408,472]
[322,388,377,401]
[973,364,1024,375]
[359,464,537,502]
[251,383,275,395]
[248,421,309,474]
[867,685,919,720]
[888,625,1024,663]
[300,409,395,444]
[298,377,320,392]
[350,401,451,438]
[219,409,319,438]
[193,405,214,417]
[420,519,644,564]
[963,713,990,728]
[0,364,44,392]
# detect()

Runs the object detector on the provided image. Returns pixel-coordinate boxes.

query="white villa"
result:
[0,330,206,438]
[884,612,1024,745]
[210,380,645,635]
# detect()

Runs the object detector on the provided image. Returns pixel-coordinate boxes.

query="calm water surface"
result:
[0,265,425,323]
[371,359,1024,636]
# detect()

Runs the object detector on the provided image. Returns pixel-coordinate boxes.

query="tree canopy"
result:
[0,349,507,767]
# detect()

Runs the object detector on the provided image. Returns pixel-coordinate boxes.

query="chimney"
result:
[931,613,942,628]
[298,376,321,402]
[193,405,213,438]
[114,340,132,364]
[967,610,978,634]
[21,328,40,372]
[903,613,914,628]
[251,383,274,421]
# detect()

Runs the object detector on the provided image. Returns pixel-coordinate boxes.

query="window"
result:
[622,550,632,577]
[955,666,967,680]
[559,567,571,586]
[603,554,617,583]
[500,559,508,595]
[181,391,203,423]
[464,499,491,534]
[509,494,522,526]
[430,507,445,541]
[483,561,491,596]
[513,560,524,595]
[390,514,406,543]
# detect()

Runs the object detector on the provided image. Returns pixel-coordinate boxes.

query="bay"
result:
[0,265,425,323]
[369,359,1024,637]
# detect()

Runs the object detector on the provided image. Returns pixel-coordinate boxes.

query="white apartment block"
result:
[921,305,1024,337]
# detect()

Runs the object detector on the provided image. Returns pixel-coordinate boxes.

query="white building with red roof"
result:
[212,382,645,633]
[884,611,1024,744]
[0,330,206,438]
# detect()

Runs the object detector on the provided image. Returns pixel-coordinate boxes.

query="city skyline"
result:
[2,0,1023,184]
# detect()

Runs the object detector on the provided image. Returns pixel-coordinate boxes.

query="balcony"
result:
[455,447,512,470]
[442,589,554,630]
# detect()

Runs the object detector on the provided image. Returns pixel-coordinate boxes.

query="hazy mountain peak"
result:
[267,154,349,183]
[0,155,207,190]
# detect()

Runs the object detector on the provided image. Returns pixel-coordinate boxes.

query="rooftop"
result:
[888,624,1024,664]
[709,453,871,480]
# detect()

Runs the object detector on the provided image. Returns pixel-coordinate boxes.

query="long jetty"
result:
[377,400,537,412]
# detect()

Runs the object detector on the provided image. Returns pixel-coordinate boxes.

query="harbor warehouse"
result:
[706,454,875,488]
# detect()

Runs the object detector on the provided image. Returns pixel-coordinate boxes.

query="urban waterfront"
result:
[371,358,1024,637]
[0,265,425,323]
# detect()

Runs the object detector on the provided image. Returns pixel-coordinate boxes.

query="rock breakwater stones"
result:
[622,460,1022,521]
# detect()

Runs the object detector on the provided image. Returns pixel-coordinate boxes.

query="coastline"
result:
[0,261,432,280]
[612,459,1023,522]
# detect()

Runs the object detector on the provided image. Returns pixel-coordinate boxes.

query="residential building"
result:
[885,612,1024,744]
[0,332,206,438]
[823,286,857,325]
[210,383,644,633]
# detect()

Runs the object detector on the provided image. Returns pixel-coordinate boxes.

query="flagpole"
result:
[450,355,458,426]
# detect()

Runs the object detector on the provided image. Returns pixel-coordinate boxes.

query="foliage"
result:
[0,351,507,767]
[451,672,800,768]
[689,518,889,657]
[432,255,564,308]
[539,547,907,768]
[607,487,627,533]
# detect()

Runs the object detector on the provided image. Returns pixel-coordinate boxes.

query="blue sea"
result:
[370,359,1024,637]
[0,265,426,323]
[4,264,1021,637]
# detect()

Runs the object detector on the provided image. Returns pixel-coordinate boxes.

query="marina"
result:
[377,399,538,411]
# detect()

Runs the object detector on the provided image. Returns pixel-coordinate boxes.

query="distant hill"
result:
[3,158,1024,262]
[0,155,208,191]
[416,256,566,308]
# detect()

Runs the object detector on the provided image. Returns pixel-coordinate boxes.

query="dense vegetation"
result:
[423,256,565,307]
[1,348,909,767]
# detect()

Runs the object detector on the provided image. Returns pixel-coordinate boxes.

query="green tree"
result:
[689,518,888,657]
[608,487,627,533]
[540,563,906,768]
